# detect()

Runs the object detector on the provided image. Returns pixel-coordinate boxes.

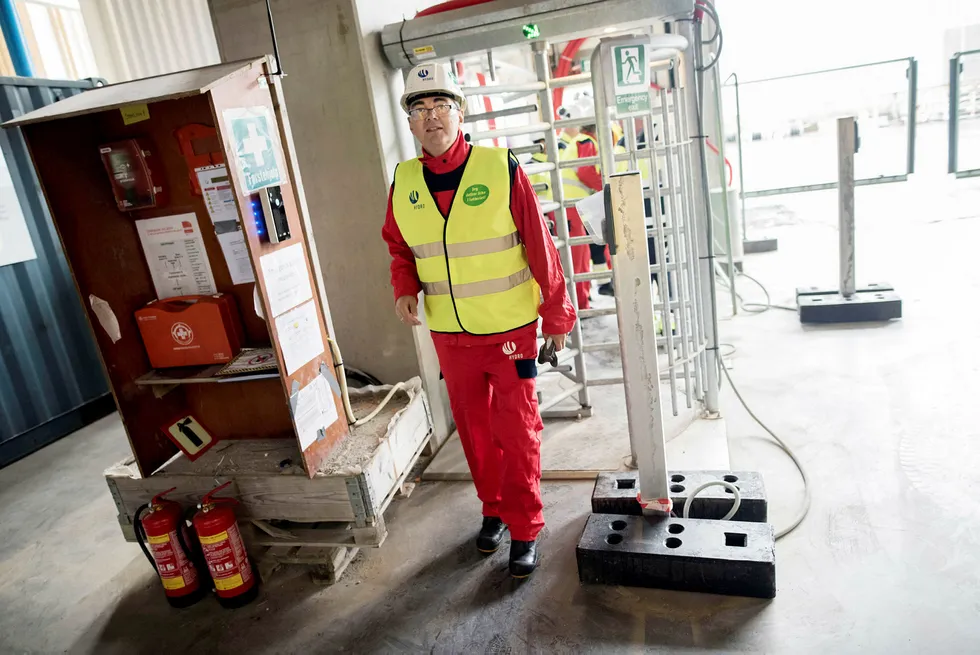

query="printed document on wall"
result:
[274,300,323,376]
[0,149,37,267]
[292,375,339,451]
[196,164,240,225]
[136,213,217,299]
[259,243,312,317]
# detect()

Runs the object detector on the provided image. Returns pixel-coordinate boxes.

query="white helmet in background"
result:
[400,64,467,114]
[558,93,595,121]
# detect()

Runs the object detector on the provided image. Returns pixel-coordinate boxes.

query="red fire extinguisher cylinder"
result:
[192,481,258,608]
[135,487,206,608]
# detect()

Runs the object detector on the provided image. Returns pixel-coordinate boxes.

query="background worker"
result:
[381,64,576,578]
[556,95,604,309]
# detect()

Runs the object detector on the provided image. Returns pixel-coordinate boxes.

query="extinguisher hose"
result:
[134,504,158,571]
[181,506,209,573]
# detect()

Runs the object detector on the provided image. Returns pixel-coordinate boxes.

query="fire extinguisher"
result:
[134,488,206,608]
[192,481,258,608]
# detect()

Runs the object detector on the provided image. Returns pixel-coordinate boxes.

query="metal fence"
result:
[948,49,980,179]
[0,75,112,468]
[724,57,918,199]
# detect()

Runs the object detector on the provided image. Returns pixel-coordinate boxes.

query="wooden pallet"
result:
[105,387,431,551]
[254,540,361,586]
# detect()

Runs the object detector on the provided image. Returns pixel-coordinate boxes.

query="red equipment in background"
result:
[192,482,258,608]
[135,488,205,608]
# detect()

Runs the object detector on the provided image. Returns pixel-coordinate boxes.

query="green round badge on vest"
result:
[462,184,490,206]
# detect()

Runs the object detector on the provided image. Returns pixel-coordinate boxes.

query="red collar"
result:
[421,130,470,174]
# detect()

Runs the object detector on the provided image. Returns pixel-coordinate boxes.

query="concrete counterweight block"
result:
[576,513,776,598]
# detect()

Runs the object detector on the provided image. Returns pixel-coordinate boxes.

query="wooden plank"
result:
[208,57,348,477]
[108,473,356,525]
[4,59,261,127]
[247,524,384,549]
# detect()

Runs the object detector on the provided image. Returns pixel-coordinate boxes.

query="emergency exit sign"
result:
[609,41,651,117]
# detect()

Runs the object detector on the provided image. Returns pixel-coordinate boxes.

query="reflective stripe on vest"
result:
[391,146,541,335]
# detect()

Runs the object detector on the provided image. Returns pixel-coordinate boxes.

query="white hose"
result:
[327,338,408,428]
[682,480,742,521]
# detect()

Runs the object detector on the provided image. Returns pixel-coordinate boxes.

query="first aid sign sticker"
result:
[223,106,288,193]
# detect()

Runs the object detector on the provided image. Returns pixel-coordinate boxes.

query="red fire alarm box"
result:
[135,294,244,369]
[99,138,167,211]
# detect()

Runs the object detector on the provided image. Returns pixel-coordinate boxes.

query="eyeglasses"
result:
[408,103,456,121]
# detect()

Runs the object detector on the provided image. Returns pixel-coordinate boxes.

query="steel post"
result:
[838,117,857,298]
[906,58,917,176]
[949,55,960,175]
[608,173,671,513]
[678,19,720,414]
[0,0,34,76]
[533,40,591,411]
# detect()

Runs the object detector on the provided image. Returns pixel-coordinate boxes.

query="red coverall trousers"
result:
[433,330,544,542]
[567,207,592,310]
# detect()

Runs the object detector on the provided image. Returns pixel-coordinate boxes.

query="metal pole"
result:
[906,58,917,176]
[0,0,34,76]
[674,88,705,403]
[949,55,960,175]
[711,66,737,316]
[678,19,720,414]
[838,117,857,298]
[658,89,694,409]
[533,41,591,411]
[727,72,748,241]
[609,172,671,514]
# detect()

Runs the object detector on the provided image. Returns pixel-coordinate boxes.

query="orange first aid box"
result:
[135,294,245,369]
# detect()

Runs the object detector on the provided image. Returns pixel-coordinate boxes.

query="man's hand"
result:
[395,295,422,326]
[543,333,567,351]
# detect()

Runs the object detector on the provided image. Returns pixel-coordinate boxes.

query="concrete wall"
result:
[207,0,418,384]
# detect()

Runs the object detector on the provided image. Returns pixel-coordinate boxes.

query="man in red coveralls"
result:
[382,63,576,578]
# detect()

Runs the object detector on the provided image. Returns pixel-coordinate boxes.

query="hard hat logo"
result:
[401,63,466,114]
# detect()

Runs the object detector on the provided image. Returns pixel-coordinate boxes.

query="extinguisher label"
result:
[162,575,187,590]
[214,572,244,591]
[148,529,197,590]
[200,524,253,591]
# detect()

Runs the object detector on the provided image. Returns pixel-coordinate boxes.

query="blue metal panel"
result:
[0,75,112,467]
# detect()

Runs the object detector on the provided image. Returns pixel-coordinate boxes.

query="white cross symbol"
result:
[174,326,191,341]
[241,122,268,166]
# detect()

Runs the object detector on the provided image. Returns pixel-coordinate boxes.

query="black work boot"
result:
[509,539,538,578]
[598,283,614,296]
[476,517,507,554]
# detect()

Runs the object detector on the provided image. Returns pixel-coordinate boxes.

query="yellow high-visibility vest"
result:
[391,146,541,335]
[559,132,600,200]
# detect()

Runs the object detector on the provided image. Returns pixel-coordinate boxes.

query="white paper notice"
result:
[196,164,240,224]
[293,375,340,451]
[0,149,38,267]
[215,222,255,285]
[259,243,312,318]
[136,214,217,299]
[274,300,323,376]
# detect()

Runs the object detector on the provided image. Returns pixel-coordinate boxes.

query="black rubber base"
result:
[215,579,259,609]
[743,237,778,254]
[796,283,901,324]
[591,471,768,523]
[576,513,776,598]
[165,583,207,608]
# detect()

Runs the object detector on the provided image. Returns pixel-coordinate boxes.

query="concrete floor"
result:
[3,167,980,652]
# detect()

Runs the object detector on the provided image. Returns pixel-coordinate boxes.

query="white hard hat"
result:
[401,64,467,114]
[558,95,595,121]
